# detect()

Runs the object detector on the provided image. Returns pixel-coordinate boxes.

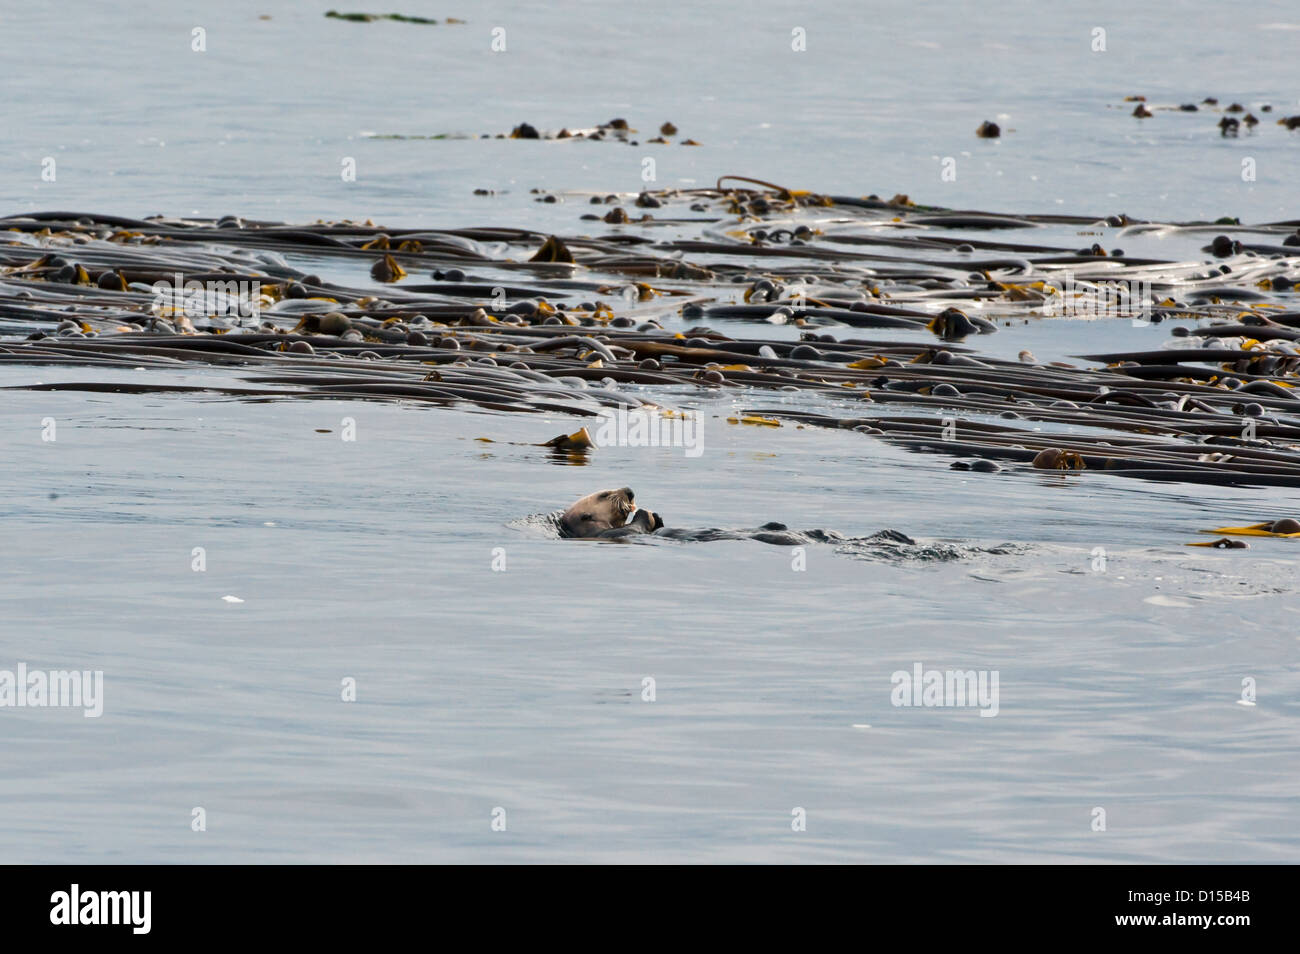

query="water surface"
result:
[1,0,1298,863]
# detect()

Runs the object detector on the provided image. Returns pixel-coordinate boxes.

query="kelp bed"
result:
[5,178,1300,489]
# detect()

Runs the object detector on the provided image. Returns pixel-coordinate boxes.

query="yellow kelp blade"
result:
[541,427,594,450]
[1201,523,1300,538]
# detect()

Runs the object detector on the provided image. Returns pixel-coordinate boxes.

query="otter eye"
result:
[581,513,593,521]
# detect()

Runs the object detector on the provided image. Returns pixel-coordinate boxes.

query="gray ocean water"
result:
[1,0,1299,863]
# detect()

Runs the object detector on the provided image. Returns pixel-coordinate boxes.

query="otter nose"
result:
[622,487,634,502]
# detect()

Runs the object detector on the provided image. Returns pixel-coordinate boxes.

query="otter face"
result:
[560,487,636,538]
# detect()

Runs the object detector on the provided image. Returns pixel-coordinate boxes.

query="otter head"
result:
[560,487,637,538]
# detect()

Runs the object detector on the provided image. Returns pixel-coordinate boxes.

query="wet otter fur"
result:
[558,487,664,538]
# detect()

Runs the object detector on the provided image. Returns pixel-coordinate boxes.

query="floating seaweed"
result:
[324,11,461,25]
[1114,95,1294,136]
[365,118,697,144]
[5,178,1300,489]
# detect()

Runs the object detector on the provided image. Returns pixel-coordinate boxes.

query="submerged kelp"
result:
[324,11,461,25]
[4,179,1300,488]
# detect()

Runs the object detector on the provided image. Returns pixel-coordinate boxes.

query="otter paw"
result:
[629,509,664,532]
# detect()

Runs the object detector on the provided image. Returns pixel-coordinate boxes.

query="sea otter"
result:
[546,489,980,556]
[558,487,664,538]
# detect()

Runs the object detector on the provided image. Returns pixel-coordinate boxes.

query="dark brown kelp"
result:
[4,181,1300,487]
